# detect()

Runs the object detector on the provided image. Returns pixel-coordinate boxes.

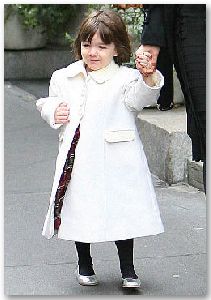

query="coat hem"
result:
[56,229,164,243]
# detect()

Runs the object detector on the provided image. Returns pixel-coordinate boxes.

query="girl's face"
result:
[81,31,117,72]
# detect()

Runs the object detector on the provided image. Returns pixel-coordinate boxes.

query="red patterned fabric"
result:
[54,125,80,231]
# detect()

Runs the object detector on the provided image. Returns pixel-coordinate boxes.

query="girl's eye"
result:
[99,46,107,49]
[82,44,90,48]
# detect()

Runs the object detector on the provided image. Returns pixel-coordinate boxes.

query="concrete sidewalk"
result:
[4,82,206,296]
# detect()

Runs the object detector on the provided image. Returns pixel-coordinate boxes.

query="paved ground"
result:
[4,81,207,296]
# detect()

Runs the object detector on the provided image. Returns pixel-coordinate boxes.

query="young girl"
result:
[36,9,164,288]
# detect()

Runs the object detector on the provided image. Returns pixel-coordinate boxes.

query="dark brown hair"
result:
[74,9,131,65]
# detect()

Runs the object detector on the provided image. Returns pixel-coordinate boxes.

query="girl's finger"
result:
[57,107,69,114]
[57,116,69,123]
[59,102,68,107]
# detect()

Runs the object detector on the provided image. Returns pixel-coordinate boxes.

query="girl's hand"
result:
[135,51,154,76]
[135,45,160,76]
[54,102,70,124]
[135,51,158,87]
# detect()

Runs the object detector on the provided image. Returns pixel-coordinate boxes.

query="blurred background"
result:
[4,4,144,80]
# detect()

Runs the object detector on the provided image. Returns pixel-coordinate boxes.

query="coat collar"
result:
[66,60,119,84]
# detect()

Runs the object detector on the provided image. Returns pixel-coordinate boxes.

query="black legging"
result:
[75,239,137,278]
[75,241,94,276]
[115,239,137,278]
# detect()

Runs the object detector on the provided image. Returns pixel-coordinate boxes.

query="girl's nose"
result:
[88,46,98,56]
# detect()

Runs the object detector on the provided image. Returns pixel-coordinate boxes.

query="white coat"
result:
[36,60,164,242]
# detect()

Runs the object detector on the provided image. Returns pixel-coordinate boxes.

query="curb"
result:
[136,107,204,191]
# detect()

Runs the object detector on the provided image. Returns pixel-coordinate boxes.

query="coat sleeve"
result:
[141,4,166,48]
[124,70,164,112]
[36,71,63,129]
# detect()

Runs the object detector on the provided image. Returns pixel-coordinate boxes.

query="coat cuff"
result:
[36,97,62,129]
[124,70,164,112]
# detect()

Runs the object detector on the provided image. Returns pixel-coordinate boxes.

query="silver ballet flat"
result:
[75,268,99,286]
[122,277,141,288]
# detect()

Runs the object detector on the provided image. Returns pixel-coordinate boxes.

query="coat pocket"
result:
[105,130,135,143]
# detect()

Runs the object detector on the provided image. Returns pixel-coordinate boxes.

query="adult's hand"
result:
[135,45,160,76]
[54,102,70,124]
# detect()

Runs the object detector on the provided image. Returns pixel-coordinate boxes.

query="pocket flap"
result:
[105,130,135,143]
